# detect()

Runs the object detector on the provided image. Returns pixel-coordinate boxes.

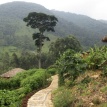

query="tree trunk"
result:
[38,49,41,69]
[38,33,42,69]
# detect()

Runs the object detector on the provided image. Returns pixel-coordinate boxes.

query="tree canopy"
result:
[23,12,58,33]
[49,35,82,59]
[23,12,58,68]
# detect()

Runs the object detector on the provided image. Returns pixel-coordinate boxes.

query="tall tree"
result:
[23,12,58,68]
[49,35,82,60]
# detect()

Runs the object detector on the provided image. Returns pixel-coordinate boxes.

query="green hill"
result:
[0,1,107,51]
[0,1,58,52]
[52,10,107,48]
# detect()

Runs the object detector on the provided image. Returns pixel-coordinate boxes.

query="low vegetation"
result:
[52,46,107,107]
[0,69,51,107]
[53,87,74,107]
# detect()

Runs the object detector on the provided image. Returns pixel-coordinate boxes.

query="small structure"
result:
[0,68,24,78]
[102,36,107,42]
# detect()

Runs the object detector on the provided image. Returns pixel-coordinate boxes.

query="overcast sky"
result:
[0,0,107,20]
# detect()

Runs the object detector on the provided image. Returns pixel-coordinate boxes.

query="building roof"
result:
[0,68,24,78]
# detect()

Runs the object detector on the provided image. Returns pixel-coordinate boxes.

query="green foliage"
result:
[47,66,57,75]
[21,69,49,90]
[11,53,19,68]
[49,35,82,59]
[56,49,86,86]
[23,12,58,32]
[23,12,58,68]
[0,90,20,107]
[77,83,88,92]
[0,69,51,107]
[52,10,107,49]
[0,79,11,90]
[53,87,75,107]
[0,50,56,74]
[10,69,37,88]
[100,85,107,93]
[0,69,36,89]
[81,76,92,84]
[85,46,107,70]
[65,80,76,87]
[53,46,107,107]
[101,65,107,77]
[0,1,107,52]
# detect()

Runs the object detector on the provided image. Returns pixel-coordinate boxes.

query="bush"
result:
[56,49,87,86]
[21,69,49,90]
[65,80,75,87]
[53,87,75,107]
[81,76,92,84]
[0,79,11,89]
[101,65,107,77]
[0,90,20,107]
[0,69,51,107]
[85,46,107,70]
[47,67,57,75]
[0,69,37,90]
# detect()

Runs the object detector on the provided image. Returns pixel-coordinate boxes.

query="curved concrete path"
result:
[27,75,58,107]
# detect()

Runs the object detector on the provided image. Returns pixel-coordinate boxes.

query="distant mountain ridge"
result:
[0,1,107,50]
[52,10,107,36]
[99,20,107,24]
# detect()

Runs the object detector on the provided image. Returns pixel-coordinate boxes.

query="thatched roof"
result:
[0,68,24,78]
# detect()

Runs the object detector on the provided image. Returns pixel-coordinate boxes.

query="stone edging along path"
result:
[27,75,58,107]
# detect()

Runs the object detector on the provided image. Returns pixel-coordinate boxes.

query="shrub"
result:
[81,76,92,84]
[65,80,75,87]
[85,46,107,70]
[0,69,37,90]
[0,90,20,107]
[101,65,107,77]
[0,69,51,107]
[47,67,57,75]
[0,79,11,89]
[56,49,87,86]
[21,69,49,90]
[53,87,75,107]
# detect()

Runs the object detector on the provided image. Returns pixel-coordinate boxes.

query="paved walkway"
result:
[27,75,58,107]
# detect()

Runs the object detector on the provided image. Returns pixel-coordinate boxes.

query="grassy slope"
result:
[53,70,107,107]
[65,70,107,107]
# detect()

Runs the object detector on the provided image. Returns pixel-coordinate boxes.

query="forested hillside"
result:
[52,10,107,47]
[0,1,107,50]
[0,2,57,52]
